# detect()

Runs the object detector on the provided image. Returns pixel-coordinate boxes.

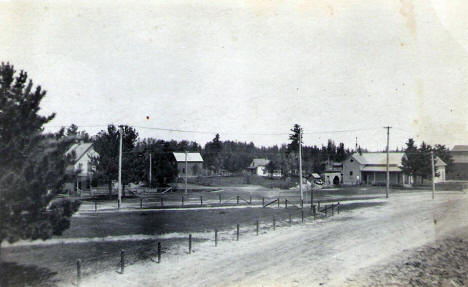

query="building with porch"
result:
[342,152,446,186]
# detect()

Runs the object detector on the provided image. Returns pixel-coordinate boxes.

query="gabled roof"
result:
[65,142,95,163]
[350,152,406,166]
[350,152,446,168]
[452,145,468,152]
[248,158,270,168]
[173,152,203,162]
[435,156,446,167]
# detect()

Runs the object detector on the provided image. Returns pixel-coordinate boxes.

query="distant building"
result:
[65,142,97,190]
[247,158,282,177]
[321,160,343,185]
[342,152,446,186]
[173,152,204,177]
[448,145,468,180]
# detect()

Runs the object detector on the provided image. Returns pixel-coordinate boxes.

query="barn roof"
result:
[351,152,405,166]
[452,145,468,152]
[173,152,204,162]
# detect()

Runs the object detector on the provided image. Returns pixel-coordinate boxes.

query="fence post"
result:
[157,242,161,263]
[332,204,334,216]
[182,196,184,207]
[325,205,328,217]
[236,224,240,241]
[215,229,218,247]
[250,195,252,204]
[237,195,239,205]
[289,214,292,225]
[94,201,97,212]
[117,199,120,209]
[313,205,316,220]
[219,193,221,204]
[277,198,280,208]
[273,216,276,230]
[318,201,320,210]
[301,210,304,222]
[120,250,125,274]
[189,234,192,254]
[338,202,340,214]
[76,259,81,286]
[301,200,304,209]
[310,191,314,209]
[200,196,203,207]
[160,197,163,207]
[285,199,288,209]
[256,220,259,236]
[140,198,143,209]
[262,197,265,207]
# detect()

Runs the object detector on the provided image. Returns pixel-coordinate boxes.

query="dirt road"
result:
[79,191,468,287]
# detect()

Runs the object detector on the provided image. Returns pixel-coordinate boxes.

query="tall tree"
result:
[287,124,302,155]
[204,133,223,173]
[0,63,80,282]
[91,124,139,195]
[402,139,437,183]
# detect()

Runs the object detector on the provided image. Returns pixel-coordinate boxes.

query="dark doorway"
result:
[333,176,340,185]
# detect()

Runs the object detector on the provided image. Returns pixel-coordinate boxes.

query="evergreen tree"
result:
[91,124,139,195]
[402,138,437,183]
[287,124,302,154]
[204,133,223,173]
[0,63,80,281]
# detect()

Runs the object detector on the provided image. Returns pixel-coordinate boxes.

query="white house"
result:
[65,142,97,190]
[247,158,282,177]
[342,152,446,186]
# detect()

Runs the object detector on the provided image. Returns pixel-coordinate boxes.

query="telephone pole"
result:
[384,126,392,199]
[299,128,303,202]
[118,126,123,209]
[185,151,188,194]
[149,153,152,186]
[431,150,435,200]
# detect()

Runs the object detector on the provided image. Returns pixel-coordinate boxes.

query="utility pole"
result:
[149,153,152,186]
[118,126,123,209]
[299,127,303,202]
[384,126,392,199]
[431,150,435,200]
[185,151,188,194]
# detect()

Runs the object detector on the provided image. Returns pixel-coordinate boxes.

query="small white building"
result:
[247,158,282,177]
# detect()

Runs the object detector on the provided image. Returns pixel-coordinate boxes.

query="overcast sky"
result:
[1,0,467,150]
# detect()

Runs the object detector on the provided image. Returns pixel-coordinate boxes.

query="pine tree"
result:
[287,124,302,154]
[91,124,139,195]
[0,63,80,282]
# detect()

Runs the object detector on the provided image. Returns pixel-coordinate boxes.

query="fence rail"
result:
[72,199,343,286]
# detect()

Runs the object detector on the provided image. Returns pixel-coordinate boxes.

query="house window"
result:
[349,171,353,176]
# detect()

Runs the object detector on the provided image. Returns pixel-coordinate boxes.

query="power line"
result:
[44,123,383,137]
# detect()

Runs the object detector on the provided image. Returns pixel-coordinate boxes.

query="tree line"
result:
[64,123,358,192]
